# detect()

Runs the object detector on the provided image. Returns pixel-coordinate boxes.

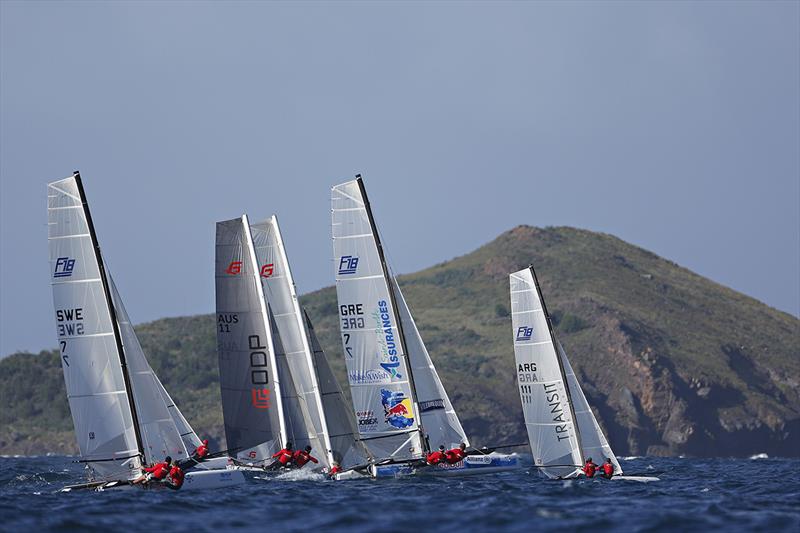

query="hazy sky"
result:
[1,1,798,356]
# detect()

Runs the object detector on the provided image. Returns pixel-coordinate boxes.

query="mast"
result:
[73,171,145,461]
[355,175,429,453]
[528,264,585,464]
[242,215,289,447]
[270,215,335,465]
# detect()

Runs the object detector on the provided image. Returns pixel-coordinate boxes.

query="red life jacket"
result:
[272,448,293,465]
[195,444,208,459]
[144,462,169,479]
[292,450,319,467]
[583,462,597,478]
[169,466,185,488]
[445,448,467,464]
[426,451,446,465]
[329,465,341,475]
[601,463,614,477]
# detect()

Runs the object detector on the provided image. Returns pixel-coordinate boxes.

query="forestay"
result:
[557,341,622,474]
[250,217,329,467]
[215,216,286,463]
[48,175,142,481]
[331,179,423,461]
[391,278,469,451]
[510,267,582,479]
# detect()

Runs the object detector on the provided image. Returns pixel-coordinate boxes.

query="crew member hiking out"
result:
[583,457,599,478]
[426,445,447,466]
[265,442,293,471]
[600,457,615,479]
[166,459,185,490]
[132,456,172,485]
[444,443,468,464]
[292,446,319,469]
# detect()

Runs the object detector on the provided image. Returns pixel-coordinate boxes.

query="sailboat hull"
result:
[371,453,520,478]
[61,469,246,492]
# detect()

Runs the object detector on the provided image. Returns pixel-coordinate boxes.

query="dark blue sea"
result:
[1,455,798,532]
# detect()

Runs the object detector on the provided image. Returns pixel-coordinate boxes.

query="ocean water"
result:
[0,455,797,532]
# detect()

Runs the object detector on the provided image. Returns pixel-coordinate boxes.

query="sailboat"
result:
[509,265,659,482]
[48,172,245,491]
[215,215,370,476]
[331,176,520,477]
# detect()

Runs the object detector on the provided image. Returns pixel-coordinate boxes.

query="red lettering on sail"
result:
[251,388,270,409]
[226,261,242,275]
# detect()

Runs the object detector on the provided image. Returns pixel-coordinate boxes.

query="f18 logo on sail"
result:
[516,326,533,341]
[338,255,359,275]
[54,257,76,278]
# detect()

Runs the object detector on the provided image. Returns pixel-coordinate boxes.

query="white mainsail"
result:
[391,278,469,450]
[215,216,287,463]
[48,173,197,480]
[331,177,469,462]
[510,265,621,478]
[250,217,330,467]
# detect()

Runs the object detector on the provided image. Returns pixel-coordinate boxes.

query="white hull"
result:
[610,475,660,482]
[62,468,246,492]
[372,453,520,478]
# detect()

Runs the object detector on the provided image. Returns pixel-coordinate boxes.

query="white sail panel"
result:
[251,218,329,467]
[109,273,190,464]
[48,176,142,481]
[305,309,372,469]
[154,373,203,453]
[331,180,423,461]
[558,341,622,474]
[215,217,285,463]
[510,267,581,479]
[391,278,469,450]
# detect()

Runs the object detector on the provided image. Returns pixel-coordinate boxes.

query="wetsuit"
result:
[445,448,467,464]
[167,465,185,490]
[292,450,319,468]
[600,462,614,478]
[426,451,446,465]
[583,461,599,478]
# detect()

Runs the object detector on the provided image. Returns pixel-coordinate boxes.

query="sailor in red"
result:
[328,462,342,479]
[193,439,210,461]
[445,443,468,464]
[292,446,319,468]
[265,442,294,470]
[599,457,615,479]
[582,457,599,478]
[166,460,185,490]
[133,456,172,485]
[426,445,447,466]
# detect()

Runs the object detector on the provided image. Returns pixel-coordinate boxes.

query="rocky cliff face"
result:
[2,226,797,457]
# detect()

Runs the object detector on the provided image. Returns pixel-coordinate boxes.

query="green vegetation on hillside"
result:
[2,226,797,457]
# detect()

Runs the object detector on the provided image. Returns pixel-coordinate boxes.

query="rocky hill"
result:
[2,226,798,457]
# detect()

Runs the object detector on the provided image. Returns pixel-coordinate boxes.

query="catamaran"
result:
[215,215,371,477]
[331,176,520,477]
[48,172,245,491]
[509,265,659,482]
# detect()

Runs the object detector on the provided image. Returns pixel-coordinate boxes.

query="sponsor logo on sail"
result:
[356,410,379,430]
[260,264,274,278]
[349,369,389,385]
[226,261,242,275]
[419,399,445,412]
[516,326,533,341]
[251,388,270,409]
[374,300,402,379]
[543,382,571,441]
[54,257,76,278]
[338,255,359,275]
[381,389,415,429]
